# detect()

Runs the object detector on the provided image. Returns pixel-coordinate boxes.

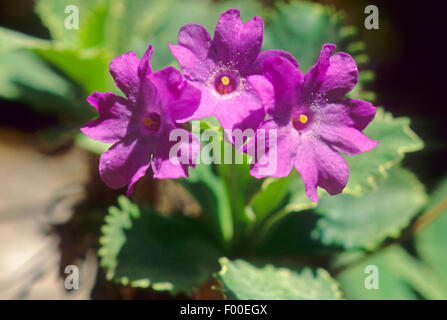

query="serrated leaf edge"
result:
[215,257,343,300]
[98,196,211,296]
[344,108,424,196]
[319,168,427,250]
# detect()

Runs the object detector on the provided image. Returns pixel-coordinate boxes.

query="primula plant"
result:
[1,0,447,300]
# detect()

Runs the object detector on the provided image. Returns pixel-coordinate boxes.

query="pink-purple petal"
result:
[343,98,377,130]
[81,92,131,143]
[320,100,377,131]
[249,120,299,178]
[263,55,304,122]
[99,136,152,195]
[247,75,275,114]
[294,139,349,201]
[177,24,213,60]
[139,73,160,115]
[180,87,216,121]
[212,85,264,132]
[137,44,154,78]
[304,44,334,90]
[109,52,140,102]
[169,43,215,82]
[213,9,263,70]
[304,44,358,101]
[149,66,201,123]
[319,125,378,156]
[152,130,200,179]
[318,102,356,127]
[250,49,299,75]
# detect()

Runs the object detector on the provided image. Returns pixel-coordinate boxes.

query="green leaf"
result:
[249,171,318,223]
[99,196,220,295]
[0,27,49,52]
[32,0,262,98]
[337,246,444,300]
[257,211,334,256]
[102,0,262,69]
[36,46,113,93]
[0,50,88,117]
[35,0,109,48]
[249,177,293,222]
[315,167,427,250]
[337,250,415,300]
[0,27,88,118]
[416,176,447,286]
[263,1,346,72]
[344,108,424,195]
[34,0,115,93]
[217,258,342,300]
[217,143,263,224]
[179,161,234,248]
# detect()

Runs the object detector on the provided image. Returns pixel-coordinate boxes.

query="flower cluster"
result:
[82,9,378,201]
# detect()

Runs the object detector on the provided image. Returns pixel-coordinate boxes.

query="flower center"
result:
[221,76,230,86]
[292,113,310,130]
[143,112,161,133]
[214,74,238,95]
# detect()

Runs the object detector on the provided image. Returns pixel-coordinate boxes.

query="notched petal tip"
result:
[81,92,131,143]
[331,51,358,74]
[213,8,264,69]
[344,98,377,130]
[321,43,336,55]
[315,43,337,70]
[173,24,214,65]
[218,8,263,27]
[220,8,241,19]
[138,44,154,77]
[271,50,299,68]
[109,51,139,77]
[305,43,358,99]
[86,91,102,110]
[177,23,212,44]
[246,14,264,33]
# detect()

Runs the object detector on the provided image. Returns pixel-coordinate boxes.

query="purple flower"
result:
[169,8,297,134]
[247,44,378,201]
[81,45,201,195]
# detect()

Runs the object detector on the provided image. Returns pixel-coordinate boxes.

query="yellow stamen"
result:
[143,118,153,126]
[221,76,230,86]
[299,114,308,124]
